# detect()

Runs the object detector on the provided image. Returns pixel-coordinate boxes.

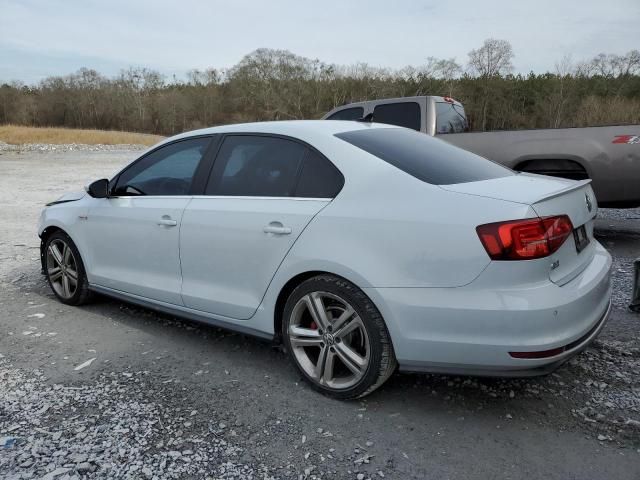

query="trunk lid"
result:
[440,173,597,285]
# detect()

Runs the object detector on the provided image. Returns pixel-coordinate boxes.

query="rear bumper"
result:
[366,242,612,376]
[399,299,610,377]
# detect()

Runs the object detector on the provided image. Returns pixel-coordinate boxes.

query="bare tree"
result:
[429,57,462,96]
[187,69,222,87]
[468,38,514,78]
[551,54,575,127]
[588,50,640,77]
[620,50,640,76]
[427,57,462,80]
[468,38,514,130]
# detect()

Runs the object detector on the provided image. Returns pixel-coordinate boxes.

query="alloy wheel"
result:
[46,238,79,300]
[288,291,370,389]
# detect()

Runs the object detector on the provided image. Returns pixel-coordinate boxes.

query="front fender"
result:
[38,200,90,272]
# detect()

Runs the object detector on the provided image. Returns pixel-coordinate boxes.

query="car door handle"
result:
[157,216,178,227]
[263,222,292,235]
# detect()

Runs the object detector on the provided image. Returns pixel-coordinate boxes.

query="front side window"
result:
[114,137,210,196]
[435,102,468,134]
[336,127,513,185]
[206,135,307,197]
[326,107,364,121]
[373,102,421,131]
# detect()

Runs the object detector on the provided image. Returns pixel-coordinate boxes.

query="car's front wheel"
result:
[44,231,93,305]
[282,275,397,399]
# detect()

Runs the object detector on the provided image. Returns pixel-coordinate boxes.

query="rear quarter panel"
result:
[269,138,531,289]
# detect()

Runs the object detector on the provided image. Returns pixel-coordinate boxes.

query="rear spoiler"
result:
[529,179,592,204]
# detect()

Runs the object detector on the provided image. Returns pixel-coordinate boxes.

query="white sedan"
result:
[38,120,612,399]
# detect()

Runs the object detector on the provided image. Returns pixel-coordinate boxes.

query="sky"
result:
[1,0,638,84]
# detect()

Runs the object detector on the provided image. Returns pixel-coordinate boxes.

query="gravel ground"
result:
[0,363,272,479]
[0,148,639,479]
[598,207,640,222]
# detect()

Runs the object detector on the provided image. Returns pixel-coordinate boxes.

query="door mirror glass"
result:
[87,178,109,198]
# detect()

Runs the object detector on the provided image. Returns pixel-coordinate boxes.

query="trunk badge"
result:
[585,193,593,213]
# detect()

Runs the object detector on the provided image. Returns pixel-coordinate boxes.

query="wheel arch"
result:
[273,270,332,344]
[39,225,66,274]
[39,225,86,275]
[513,155,591,181]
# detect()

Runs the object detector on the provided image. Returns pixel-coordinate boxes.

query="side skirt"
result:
[89,284,274,342]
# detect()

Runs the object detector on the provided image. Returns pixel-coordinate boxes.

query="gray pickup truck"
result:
[323,96,640,207]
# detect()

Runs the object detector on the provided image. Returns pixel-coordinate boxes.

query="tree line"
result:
[1,39,639,136]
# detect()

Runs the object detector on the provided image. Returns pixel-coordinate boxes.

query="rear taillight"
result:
[476,215,573,260]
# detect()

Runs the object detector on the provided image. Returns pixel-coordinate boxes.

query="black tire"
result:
[43,231,93,306]
[282,274,397,399]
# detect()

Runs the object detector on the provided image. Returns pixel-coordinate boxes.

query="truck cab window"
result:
[435,102,468,134]
[326,107,364,121]
[373,102,421,131]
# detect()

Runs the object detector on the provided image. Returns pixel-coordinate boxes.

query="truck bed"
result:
[439,125,640,208]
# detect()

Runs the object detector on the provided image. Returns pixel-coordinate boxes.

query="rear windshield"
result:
[335,128,513,185]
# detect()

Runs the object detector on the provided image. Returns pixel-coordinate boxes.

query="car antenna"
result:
[357,113,374,123]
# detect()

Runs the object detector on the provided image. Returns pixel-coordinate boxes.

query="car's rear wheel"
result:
[282,275,396,399]
[44,231,93,305]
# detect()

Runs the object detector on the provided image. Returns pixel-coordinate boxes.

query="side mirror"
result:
[87,178,109,198]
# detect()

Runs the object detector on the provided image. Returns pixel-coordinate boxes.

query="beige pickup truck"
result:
[323,96,640,208]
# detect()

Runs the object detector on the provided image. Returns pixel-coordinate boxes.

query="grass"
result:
[0,125,164,146]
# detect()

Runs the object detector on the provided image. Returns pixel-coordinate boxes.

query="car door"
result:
[84,136,213,305]
[180,134,344,319]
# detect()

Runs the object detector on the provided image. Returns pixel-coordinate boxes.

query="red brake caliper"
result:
[310,321,318,330]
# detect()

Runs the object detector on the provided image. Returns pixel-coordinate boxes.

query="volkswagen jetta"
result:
[38,120,612,399]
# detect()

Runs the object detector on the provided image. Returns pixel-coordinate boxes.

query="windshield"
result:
[435,102,468,134]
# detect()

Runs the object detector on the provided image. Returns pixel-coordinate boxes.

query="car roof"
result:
[156,120,401,147]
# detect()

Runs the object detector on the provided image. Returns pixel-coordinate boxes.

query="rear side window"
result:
[335,128,513,185]
[436,102,468,134]
[206,135,306,197]
[326,107,364,121]
[373,102,421,131]
[295,150,344,198]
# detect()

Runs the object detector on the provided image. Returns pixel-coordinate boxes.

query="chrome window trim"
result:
[108,195,331,202]
[106,195,194,200]
[192,195,332,201]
